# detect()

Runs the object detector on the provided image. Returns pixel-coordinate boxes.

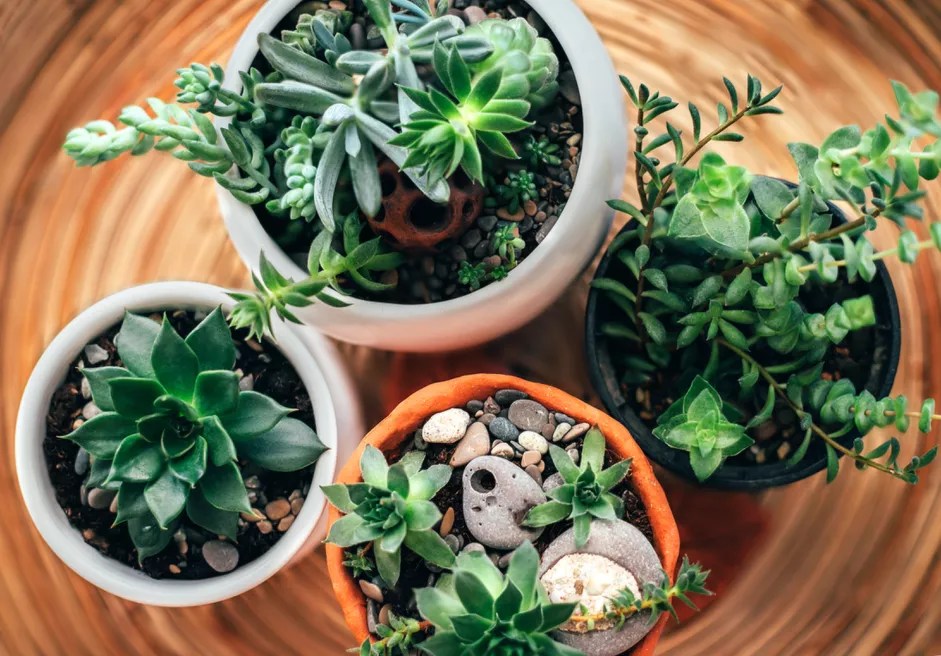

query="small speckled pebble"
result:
[489,416,519,442]
[422,408,471,444]
[202,540,239,573]
[519,431,549,454]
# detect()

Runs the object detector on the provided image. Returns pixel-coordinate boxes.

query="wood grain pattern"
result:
[2,1,941,654]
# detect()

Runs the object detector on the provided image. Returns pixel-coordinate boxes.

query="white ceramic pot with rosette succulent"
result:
[57,0,626,353]
[15,281,362,606]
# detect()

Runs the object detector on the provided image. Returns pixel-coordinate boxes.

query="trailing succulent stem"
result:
[64,309,325,559]
[567,557,711,630]
[596,75,941,483]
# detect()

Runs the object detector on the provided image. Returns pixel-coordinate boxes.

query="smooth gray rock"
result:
[488,417,519,442]
[202,540,239,573]
[462,456,546,550]
[494,389,527,406]
[539,520,662,656]
[508,400,549,432]
[543,472,564,493]
[86,488,115,510]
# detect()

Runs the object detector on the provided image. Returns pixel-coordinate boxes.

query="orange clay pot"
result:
[326,374,680,656]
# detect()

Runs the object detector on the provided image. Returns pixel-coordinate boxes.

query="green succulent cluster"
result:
[495,170,538,213]
[523,428,632,546]
[522,134,561,169]
[391,43,533,183]
[64,309,326,558]
[415,542,581,656]
[323,446,455,586]
[594,74,940,483]
[652,377,751,481]
[464,18,560,109]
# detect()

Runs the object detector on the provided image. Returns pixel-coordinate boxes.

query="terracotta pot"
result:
[325,374,680,656]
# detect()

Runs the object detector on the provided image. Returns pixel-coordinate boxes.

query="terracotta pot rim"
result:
[325,374,679,656]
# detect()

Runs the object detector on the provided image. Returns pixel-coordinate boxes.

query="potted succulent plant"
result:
[61,0,626,351]
[15,282,362,605]
[586,75,940,489]
[323,375,709,655]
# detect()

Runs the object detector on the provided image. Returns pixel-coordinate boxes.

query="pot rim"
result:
[584,178,902,490]
[15,281,341,605]
[215,0,626,326]
[324,374,679,656]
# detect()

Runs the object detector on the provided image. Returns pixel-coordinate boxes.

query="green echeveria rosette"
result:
[323,446,456,587]
[63,308,326,560]
[464,18,560,109]
[416,542,581,656]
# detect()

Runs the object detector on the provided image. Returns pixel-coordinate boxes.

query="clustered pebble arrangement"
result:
[328,388,692,656]
[43,310,319,579]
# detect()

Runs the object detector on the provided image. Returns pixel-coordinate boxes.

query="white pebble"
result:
[519,431,549,454]
[82,402,102,420]
[421,409,472,444]
[83,344,109,365]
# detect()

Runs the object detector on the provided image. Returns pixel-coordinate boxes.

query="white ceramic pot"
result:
[15,281,363,606]
[217,0,627,352]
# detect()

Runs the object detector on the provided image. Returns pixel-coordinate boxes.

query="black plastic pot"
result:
[585,182,901,490]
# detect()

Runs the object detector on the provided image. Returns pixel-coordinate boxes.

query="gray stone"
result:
[494,389,528,406]
[87,488,115,510]
[483,397,501,415]
[202,540,240,573]
[563,423,591,443]
[464,5,488,23]
[83,344,108,365]
[559,69,581,105]
[461,542,486,555]
[422,408,471,444]
[525,464,542,485]
[552,422,573,443]
[519,430,549,454]
[450,422,491,467]
[490,442,515,459]
[488,417,519,442]
[508,400,550,432]
[444,533,461,553]
[462,456,546,550]
[239,374,254,391]
[555,413,576,425]
[567,448,580,465]
[539,520,662,656]
[82,402,101,420]
[367,599,379,634]
[543,472,564,493]
[74,448,89,476]
[80,377,92,399]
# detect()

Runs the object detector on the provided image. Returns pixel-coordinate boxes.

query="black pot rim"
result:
[584,179,902,490]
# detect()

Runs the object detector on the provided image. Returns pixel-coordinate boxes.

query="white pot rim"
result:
[15,281,345,606]
[216,0,627,349]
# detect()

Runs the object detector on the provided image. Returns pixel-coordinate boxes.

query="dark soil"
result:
[347,392,654,624]
[255,0,582,304]
[43,310,317,580]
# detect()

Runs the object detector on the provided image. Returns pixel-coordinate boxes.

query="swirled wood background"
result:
[3,0,941,653]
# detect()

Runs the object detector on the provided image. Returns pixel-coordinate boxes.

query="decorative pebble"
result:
[462,542,486,555]
[238,374,254,391]
[567,448,580,465]
[257,520,273,534]
[82,402,101,420]
[379,604,392,627]
[265,498,291,521]
[202,540,239,573]
[444,534,461,553]
[462,456,546,550]
[483,397,501,414]
[520,451,542,468]
[168,564,182,575]
[478,412,496,426]
[559,69,581,106]
[290,497,304,515]
[494,389,527,406]
[83,344,109,365]
[552,422,573,442]
[563,423,591,443]
[449,422,491,467]
[367,599,378,634]
[74,448,89,476]
[464,5,488,23]
[87,488,115,510]
[359,580,384,603]
[508,400,549,432]
[519,431,549,454]
[80,377,91,399]
[539,521,662,655]
[421,408,471,444]
[543,472,564,493]
[525,464,543,485]
[466,400,484,414]
[278,515,295,532]
[488,417,519,442]
[491,442,515,459]
[439,507,455,537]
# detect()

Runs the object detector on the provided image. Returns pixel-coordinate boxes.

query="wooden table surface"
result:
[3,0,941,653]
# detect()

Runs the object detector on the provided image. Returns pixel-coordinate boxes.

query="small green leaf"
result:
[144,468,189,529]
[108,377,165,419]
[200,462,252,513]
[186,486,238,540]
[151,318,200,400]
[127,513,174,562]
[240,418,327,472]
[184,307,237,372]
[81,367,131,412]
[64,412,136,458]
[116,313,160,378]
[108,434,164,483]
[193,370,240,416]
[220,391,291,439]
